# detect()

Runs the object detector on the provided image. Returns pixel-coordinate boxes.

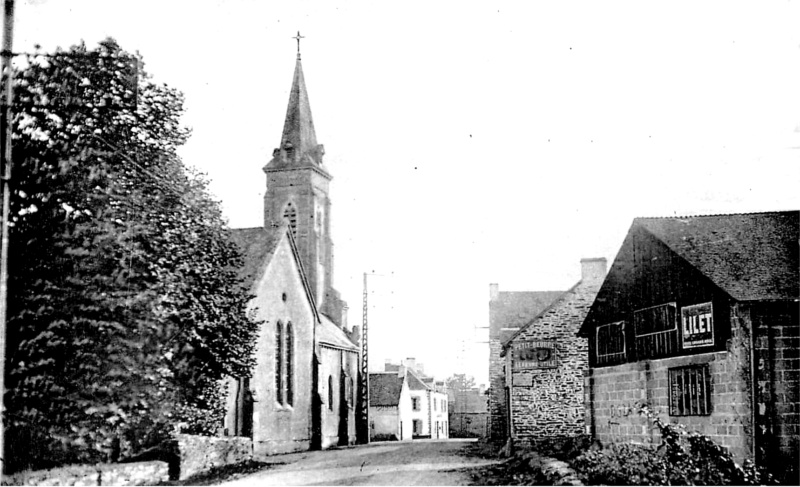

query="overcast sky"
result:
[16,0,800,385]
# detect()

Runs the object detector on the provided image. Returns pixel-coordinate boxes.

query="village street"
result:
[220,439,498,486]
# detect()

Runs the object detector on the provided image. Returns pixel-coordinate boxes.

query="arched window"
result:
[328,375,334,411]
[349,377,355,408]
[276,321,283,404]
[283,203,297,238]
[286,322,294,406]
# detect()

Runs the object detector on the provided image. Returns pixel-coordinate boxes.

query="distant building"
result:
[448,384,489,438]
[380,358,449,439]
[579,211,799,481]
[369,372,413,441]
[488,285,563,440]
[222,49,360,454]
[501,258,606,443]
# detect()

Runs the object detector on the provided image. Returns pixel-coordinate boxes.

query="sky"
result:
[15,0,800,385]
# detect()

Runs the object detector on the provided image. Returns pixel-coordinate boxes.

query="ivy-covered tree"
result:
[4,39,258,472]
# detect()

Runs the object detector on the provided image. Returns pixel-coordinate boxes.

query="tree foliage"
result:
[4,39,259,472]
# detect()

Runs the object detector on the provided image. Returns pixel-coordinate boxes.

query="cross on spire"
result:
[292,31,305,58]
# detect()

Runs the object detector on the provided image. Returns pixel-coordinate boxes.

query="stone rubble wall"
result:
[172,433,253,480]
[2,461,168,486]
[508,282,598,439]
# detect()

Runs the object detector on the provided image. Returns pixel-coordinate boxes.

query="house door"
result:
[413,419,422,437]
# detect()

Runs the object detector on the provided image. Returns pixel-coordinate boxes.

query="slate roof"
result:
[317,314,358,352]
[265,56,328,174]
[406,371,430,391]
[500,283,579,352]
[635,211,799,301]
[229,226,283,288]
[369,373,404,407]
[491,291,564,342]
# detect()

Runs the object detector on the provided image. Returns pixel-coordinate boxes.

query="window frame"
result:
[275,321,284,405]
[668,364,712,416]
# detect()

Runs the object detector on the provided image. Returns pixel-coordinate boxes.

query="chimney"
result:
[581,257,607,284]
[341,304,349,331]
[404,357,416,371]
[489,283,499,301]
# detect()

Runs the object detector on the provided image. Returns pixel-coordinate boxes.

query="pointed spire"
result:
[279,56,318,162]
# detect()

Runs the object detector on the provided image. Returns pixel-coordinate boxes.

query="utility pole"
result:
[0,0,14,470]
[356,272,370,444]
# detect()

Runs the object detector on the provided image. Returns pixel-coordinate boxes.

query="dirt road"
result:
[221,439,499,486]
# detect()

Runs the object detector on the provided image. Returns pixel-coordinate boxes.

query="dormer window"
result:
[283,203,298,237]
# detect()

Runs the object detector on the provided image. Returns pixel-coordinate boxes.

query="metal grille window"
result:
[669,364,711,416]
[513,341,557,369]
[596,321,626,365]
[634,302,679,359]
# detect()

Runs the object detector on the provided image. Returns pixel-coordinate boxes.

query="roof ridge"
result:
[634,210,798,220]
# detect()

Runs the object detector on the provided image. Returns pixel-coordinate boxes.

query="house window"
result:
[328,375,334,411]
[634,302,678,359]
[286,322,294,406]
[283,202,298,237]
[513,340,558,369]
[596,321,626,365]
[276,321,283,404]
[433,398,437,411]
[669,364,711,416]
[412,396,420,411]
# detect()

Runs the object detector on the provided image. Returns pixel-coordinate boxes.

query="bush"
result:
[571,405,774,485]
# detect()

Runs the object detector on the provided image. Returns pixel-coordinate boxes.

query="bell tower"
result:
[263,43,340,322]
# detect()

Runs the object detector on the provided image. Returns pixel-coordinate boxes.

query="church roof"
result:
[369,372,405,407]
[317,314,358,352]
[229,226,283,289]
[635,211,798,302]
[265,56,328,174]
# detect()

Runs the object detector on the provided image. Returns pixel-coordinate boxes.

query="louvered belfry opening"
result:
[283,203,298,238]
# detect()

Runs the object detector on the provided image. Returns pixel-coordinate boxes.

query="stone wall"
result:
[507,281,599,440]
[4,461,168,486]
[488,338,507,440]
[172,434,252,480]
[751,301,799,480]
[585,310,754,463]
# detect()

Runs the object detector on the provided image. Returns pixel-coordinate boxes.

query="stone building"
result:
[488,285,562,440]
[222,49,360,454]
[448,384,489,438]
[369,372,413,441]
[579,211,799,482]
[502,258,606,443]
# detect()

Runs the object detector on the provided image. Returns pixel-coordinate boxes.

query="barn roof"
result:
[635,211,798,301]
[369,373,405,407]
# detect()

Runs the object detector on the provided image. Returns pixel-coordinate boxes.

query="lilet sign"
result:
[681,302,714,349]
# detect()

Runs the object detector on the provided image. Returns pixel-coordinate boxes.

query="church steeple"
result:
[266,52,326,171]
[263,44,343,325]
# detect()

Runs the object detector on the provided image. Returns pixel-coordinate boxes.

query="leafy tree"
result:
[4,39,258,472]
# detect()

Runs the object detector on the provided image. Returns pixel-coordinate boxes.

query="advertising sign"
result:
[681,302,714,349]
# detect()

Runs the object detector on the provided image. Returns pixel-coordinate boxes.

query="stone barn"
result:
[579,211,799,482]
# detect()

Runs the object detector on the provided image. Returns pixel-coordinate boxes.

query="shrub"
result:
[571,405,774,485]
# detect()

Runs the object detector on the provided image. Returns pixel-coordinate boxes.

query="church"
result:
[221,45,360,455]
